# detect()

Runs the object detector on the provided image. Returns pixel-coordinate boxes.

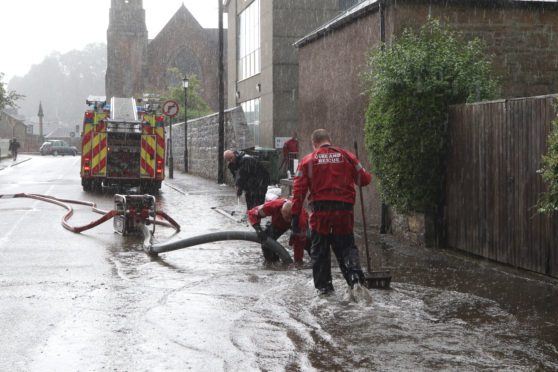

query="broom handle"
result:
[354,140,372,273]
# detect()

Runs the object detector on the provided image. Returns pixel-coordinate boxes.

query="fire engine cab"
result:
[80,96,166,194]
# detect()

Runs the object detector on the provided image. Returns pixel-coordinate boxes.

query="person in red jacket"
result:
[292,128,372,294]
[282,132,299,174]
[248,197,309,263]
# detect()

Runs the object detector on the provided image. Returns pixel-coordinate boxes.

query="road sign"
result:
[163,100,179,117]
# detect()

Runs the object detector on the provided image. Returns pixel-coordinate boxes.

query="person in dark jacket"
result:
[9,137,20,161]
[292,129,372,295]
[224,149,270,210]
[248,197,309,263]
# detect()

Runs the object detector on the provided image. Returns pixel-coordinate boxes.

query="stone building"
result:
[106,0,223,111]
[0,109,38,153]
[224,0,347,148]
[294,0,558,230]
[106,0,147,99]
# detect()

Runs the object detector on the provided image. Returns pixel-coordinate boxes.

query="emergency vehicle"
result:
[80,96,166,193]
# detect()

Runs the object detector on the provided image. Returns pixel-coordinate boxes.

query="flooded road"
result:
[1,155,557,371]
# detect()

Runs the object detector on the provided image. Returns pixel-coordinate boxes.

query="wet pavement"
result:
[1,155,557,371]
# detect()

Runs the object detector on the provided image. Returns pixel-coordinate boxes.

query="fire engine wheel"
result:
[93,180,103,193]
[141,181,160,195]
[82,179,93,192]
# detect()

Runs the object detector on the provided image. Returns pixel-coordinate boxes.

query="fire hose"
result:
[0,193,180,233]
[144,231,293,264]
[1,192,293,263]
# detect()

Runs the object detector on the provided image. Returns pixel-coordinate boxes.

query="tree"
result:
[363,18,500,214]
[7,43,105,125]
[0,72,24,110]
[150,68,212,125]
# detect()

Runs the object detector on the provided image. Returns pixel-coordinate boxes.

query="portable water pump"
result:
[113,194,156,235]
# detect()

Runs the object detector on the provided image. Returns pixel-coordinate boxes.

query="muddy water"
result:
[97,176,558,371]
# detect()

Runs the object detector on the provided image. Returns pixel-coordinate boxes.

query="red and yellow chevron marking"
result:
[91,132,107,176]
[141,135,156,178]
[81,121,94,176]
[95,113,107,132]
[155,126,165,179]
[143,115,156,134]
[142,124,153,135]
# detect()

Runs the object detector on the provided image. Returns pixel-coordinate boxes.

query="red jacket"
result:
[248,197,309,262]
[292,145,372,216]
[282,138,299,158]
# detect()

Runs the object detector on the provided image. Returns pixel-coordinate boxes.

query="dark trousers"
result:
[261,221,311,263]
[261,223,286,262]
[245,186,267,210]
[310,230,364,291]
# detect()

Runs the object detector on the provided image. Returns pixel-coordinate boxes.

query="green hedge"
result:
[363,19,500,213]
[537,101,558,214]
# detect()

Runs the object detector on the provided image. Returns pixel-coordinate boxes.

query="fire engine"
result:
[80,96,166,194]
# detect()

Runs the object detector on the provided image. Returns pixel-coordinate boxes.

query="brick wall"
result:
[169,106,254,184]
[394,0,558,98]
[298,12,384,228]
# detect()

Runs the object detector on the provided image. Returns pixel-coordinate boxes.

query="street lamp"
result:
[183,76,189,173]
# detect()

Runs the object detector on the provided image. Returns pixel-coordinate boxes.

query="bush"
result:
[536,102,558,214]
[363,19,500,213]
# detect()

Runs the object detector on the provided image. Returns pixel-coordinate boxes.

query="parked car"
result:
[40,140,78,156]
[39,141,52,155]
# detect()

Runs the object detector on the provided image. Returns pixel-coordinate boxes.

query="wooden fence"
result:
[446,94,558,278]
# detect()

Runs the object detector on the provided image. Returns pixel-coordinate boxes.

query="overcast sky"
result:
[0,0,225,82]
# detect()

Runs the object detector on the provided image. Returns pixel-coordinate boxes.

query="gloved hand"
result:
[253,223,267,241]
[291,214,300,234]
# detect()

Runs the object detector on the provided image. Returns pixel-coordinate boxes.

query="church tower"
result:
[106,0,148,98]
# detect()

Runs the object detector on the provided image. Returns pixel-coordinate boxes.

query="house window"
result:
[241,98,261,147]
[238,0,260,81]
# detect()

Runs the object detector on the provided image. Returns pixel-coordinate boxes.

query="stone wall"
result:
[169,106,253,183]
[394,0,558,99]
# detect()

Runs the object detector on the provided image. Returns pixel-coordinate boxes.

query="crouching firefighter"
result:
[248,197,309,263]
[292,129,372,295]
